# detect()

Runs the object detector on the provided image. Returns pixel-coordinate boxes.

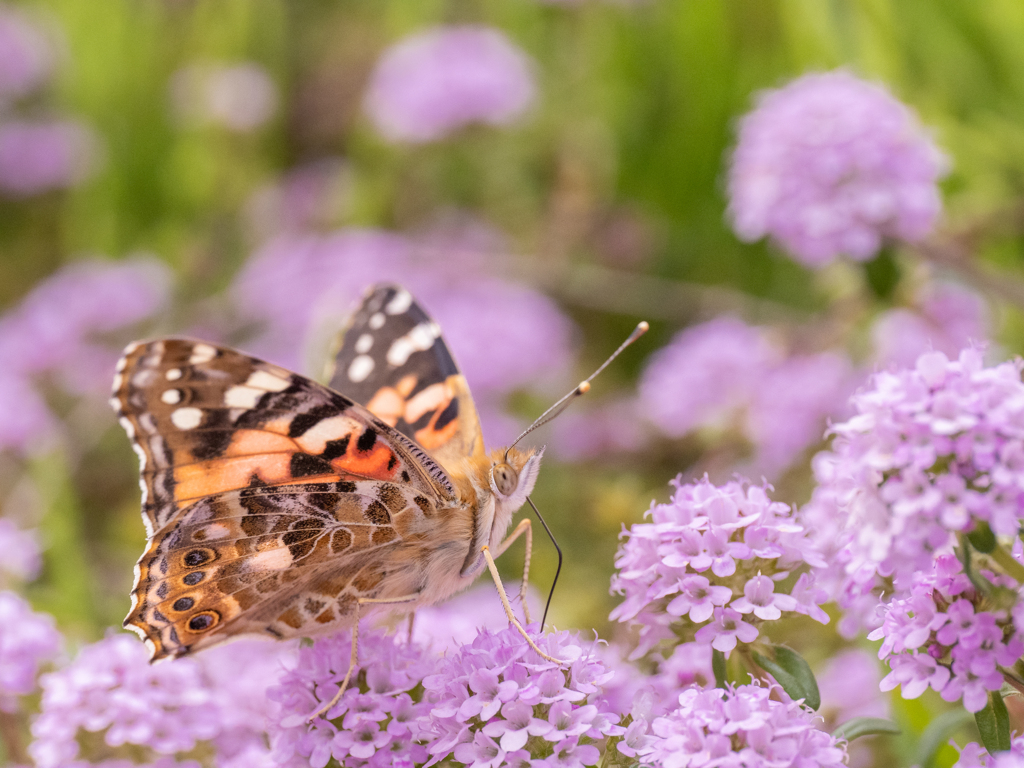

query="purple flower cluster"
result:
[364,25,535,143]
[639,317,853,475]
[728,70,947,267]
[872,282,989,368]
[29,634,287,767]
[868,553,1022,713]
[268,623,627,768]
[804,347,1024,630]
[0,258,169,453]
[0,591,60,712]
[423,624,624,767]
[955,734,1024,768]
[610,477,829,658]
[268,628,435,768]
[635,683,847,768]
[0,4,97,196]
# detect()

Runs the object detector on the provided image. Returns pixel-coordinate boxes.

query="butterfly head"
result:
[489,446,542,515]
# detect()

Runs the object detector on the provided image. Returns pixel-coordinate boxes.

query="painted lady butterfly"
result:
[112,283,644,716]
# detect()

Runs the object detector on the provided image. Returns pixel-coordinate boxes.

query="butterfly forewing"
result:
[112,338,456,658]
[326,284,485,471]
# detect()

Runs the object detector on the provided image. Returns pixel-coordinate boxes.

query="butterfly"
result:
[112,283,645,716]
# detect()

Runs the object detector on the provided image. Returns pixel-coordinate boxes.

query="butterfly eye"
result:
[492,463,518,496]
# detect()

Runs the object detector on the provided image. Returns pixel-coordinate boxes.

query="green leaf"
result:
[968,521,996,553]
[915,709,975,768]
[712,648,728,689]
[975,691,1012,754]
[831,717,901,742]
[752,645,821,711]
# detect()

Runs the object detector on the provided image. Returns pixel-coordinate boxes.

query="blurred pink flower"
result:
[639,317,775,438]
[364,25,536,143]
[0,518,42,582]
[747,351,855,474]
[728,71,947,266]
[639,317,854,475]
[872,282,988,367]
[171,62,278,132]
[0,119,96,196]
[244,158,351,241]
[0,5,52,100]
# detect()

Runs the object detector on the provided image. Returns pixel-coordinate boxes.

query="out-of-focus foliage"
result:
[5,1,1024,766]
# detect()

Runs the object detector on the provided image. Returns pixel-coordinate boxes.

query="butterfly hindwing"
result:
[126,479,438,658]
[325,283,485,471]
[112,337,456,658]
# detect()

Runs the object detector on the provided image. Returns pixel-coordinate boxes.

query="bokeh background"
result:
[4,1,1024,765]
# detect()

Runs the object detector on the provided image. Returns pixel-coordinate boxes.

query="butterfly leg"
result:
[481,545,559,664]
[307,593,420,722]
[406,611,416,644]
[491,518,534,624]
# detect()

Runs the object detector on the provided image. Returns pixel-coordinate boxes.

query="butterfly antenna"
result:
[505,321,649,458]
[527,495,562,629]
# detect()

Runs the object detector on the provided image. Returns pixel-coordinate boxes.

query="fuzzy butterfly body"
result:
[112,285,541,660]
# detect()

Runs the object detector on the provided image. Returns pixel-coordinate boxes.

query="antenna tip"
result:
[638,321,649,333]
[577,381,591,394]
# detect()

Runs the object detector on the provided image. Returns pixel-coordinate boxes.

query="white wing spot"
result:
[355,334,373,354]
[171,407,203,430]
[386,322,440,366]
[348,355,375,383]
[250,548,293,571]
[109,396,123,412]
[118,416,136,439]
[189,344,217,364]
[165,368,183,381]
[116,355,128,372]
[386,289,413,315]
[112,374,124,392]
[200,523,230,540]
[369,312,385,330]
[161,389,182,405]
[224,385,263,409]
[246,370,291,392]
[124,341,141,356]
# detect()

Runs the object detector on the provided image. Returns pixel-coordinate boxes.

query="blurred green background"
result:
[7,2,1024,765]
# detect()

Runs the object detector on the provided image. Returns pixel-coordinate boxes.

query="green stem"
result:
[1000,667,1024,696]
[991,542,1024,585]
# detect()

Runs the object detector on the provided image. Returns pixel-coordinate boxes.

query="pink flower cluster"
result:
[610,477,829,658]
[29,634,286,768]
[869,553,1022,713]
[956,734,1024,768]
[268,624,627,768]
[268,628,435,768]
[423,625,624,768]
[634,683,847,768]
[0,591,60,712]
[804,348,1024,631]
[728,70,946,267]
[364,25,535,143]
[639,317,853,476]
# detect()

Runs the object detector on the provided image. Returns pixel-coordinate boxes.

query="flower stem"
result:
[991,542,1024,585]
